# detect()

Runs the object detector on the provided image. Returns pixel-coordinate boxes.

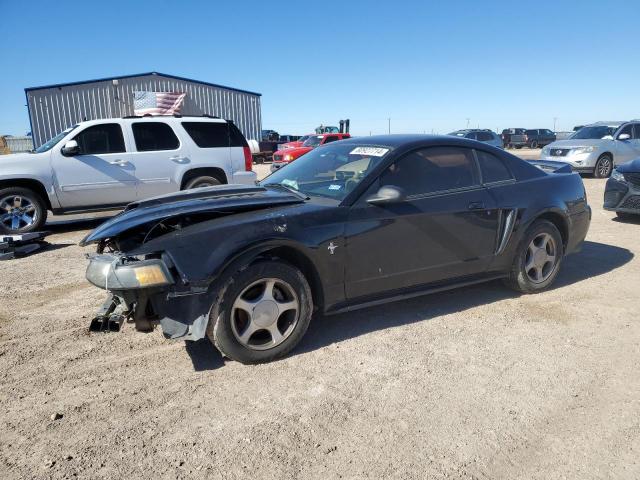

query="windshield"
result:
[261,143,391,201]
[570,125,617,140]
[297,135,311,143]
[302,135,324,147]
[34,126,77,153]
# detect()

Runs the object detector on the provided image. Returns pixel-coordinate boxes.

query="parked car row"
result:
[501,128,556,149]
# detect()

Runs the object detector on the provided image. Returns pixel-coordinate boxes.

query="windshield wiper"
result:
[262,183,309,200]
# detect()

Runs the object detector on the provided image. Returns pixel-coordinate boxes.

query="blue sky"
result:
[0,0,638,138]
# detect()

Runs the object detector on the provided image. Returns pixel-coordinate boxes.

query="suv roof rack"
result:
[121,114,221,120]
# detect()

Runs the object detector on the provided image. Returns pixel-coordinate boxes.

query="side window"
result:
[476,132,493,141]
[323,135,340,144]
[476,150,513,183]
[132,122,180,151]
[633,124,640,139]
[465,132,477,140]
[73,124,125,155]
[618,124,633,138]
[182,122,229,148]
[380,147,479,196]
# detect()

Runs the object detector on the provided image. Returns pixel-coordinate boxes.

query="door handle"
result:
[169,155,189,163]
[468,201,485,211]
[108,159,129,166]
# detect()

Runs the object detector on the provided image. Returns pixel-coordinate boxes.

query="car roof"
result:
[586,121,626,127]
[337,134,490,148]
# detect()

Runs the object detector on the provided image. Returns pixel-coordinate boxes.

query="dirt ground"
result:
[1,150,639,479]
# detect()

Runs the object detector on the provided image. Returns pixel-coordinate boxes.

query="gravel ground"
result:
[1,151,639,479]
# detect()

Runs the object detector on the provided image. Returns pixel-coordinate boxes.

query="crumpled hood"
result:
[545,139,609,149]
[79,184,305,246]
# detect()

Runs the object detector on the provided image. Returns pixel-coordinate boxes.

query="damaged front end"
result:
[81,184,306,340]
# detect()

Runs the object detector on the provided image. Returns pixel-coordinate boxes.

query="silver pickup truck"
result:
[0,116,256,234]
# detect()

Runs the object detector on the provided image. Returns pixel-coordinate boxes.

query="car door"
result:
[51,122,136,209]
[631,124,640,159]
[128,121,187,199]
[345,146,500,300]
[613,124,638,166]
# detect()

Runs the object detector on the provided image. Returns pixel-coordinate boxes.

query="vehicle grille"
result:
[620,195,640,210]
[549,148,570,157]
[623,172,640,187]
[273,153,282,162]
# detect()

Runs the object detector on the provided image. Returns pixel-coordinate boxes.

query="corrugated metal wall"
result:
[26,73,262,147]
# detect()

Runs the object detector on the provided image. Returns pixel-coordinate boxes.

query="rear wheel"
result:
[530,140,539,149]
[594,155,613,178]
[0,187,47,234]
[207,260,313,364]
[184,176,222,189]
[504,220,564,294]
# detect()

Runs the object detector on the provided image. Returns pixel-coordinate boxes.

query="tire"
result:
[515,145,523,149]
[530,140,539,149]
[207,260,313,364]
[615,211,636,220]
[594,155,613,178]
[0,187,47,234]
[503,219,564,294]
[184,175,222,189]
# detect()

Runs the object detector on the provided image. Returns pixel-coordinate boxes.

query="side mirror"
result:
[367,185,407,205]
[61,140,79,156]
[617,133,631,141]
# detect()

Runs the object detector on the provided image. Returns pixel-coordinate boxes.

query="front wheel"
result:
[207,260,313,364]
[530,140,539,149]
[594,155,613,178]
[504,220,564,294]
[0,187,47,234]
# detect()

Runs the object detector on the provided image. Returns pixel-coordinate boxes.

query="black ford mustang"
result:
[81,135,591,364]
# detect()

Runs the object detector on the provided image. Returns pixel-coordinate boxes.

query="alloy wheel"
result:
[524,232,558,283]
[0,195,38,231]
[597,157,612,177]
[231,278,299,351]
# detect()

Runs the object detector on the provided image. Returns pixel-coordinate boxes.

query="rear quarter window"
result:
[182,122,229,148]
[476,150,513,183]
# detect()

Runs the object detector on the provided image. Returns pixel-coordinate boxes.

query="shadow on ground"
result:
[183,240,632,370]
[295,240,633,357]
[185,338,225,371]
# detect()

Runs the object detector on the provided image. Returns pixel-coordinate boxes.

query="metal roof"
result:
[24,71,261,97]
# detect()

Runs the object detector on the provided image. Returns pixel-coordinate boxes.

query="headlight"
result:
[570,146,597,155]
[611,169,626,182]
[284,154,294,161]
[541,147,549,155]
[86,255,173,290]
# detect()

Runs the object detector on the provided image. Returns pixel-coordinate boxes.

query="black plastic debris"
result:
[0,232,50,260]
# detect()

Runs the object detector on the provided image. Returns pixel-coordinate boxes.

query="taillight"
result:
[243,145,252,171]
[524,135,528,141]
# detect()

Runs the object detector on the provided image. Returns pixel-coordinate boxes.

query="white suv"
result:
[0,116,256,233]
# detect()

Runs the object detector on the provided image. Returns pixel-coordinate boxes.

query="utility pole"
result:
[553,117,558,132]
[388,118,391,134]
[466,118,470,128]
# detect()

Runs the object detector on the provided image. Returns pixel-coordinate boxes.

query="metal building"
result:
[25,72,262,148]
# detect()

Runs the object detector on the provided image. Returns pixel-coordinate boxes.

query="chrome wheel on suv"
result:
[0,188,47,234]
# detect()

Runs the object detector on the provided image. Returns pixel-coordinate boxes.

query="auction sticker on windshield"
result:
[350,147,389,157]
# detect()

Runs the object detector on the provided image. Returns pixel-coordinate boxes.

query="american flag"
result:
[133,91,186,115]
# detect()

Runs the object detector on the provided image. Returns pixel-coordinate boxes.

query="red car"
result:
[270,133,351,172]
